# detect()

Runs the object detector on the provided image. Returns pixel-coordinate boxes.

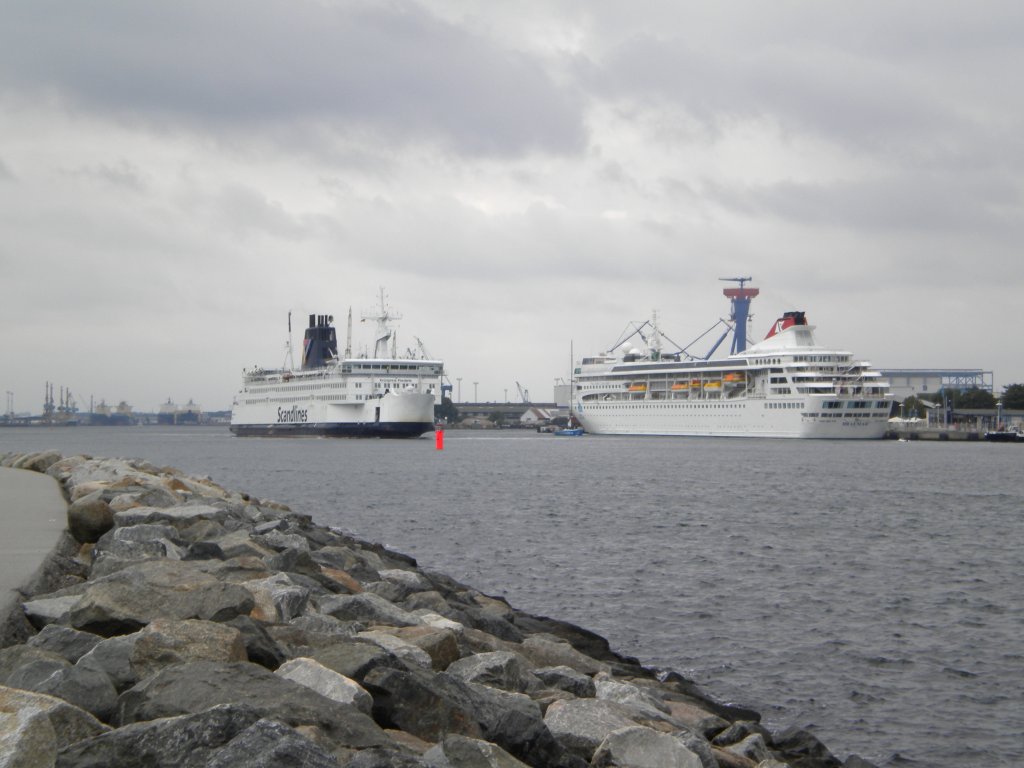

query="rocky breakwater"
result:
[0,450,876,768]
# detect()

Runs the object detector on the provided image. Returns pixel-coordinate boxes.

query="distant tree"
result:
[435,397,459,424]
[1001,383,1024,410]
[901,395,930,419]
[488,411,506,426]
[957,387,997,409]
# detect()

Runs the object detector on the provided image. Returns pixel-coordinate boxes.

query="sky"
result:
[2,0,1022,413]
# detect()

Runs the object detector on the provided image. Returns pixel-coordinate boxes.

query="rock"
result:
[115,660,395,751]
[363,666,564,766]
[311,639,405,683]
[543,698,640,762]
[662,699,730,739]
[320,593,422,628]
[68,560,255,636]
[345,748,430,767]
[594,677,677,725]
[445,651,540,693]
[772,726,843,768]
[0,685,109,750]
[108,485,181,511]
[13,450,63,473]
[391,625,462,671]
[591,726,704,768]
[67,491,114,544]
[361,665,485,742]
[520,635,610,676]
[54,703,262,768]
[205,717,342,768]
[358,631,433,670]
[713,721,773,747]
[423,734,531,767]
[75,634,140,691]
[244,573,311,623]
[534,666,597,698]
[27,625,103,664]
[130,618,247,680]
[0,703,57,768]
[224,615,287,670]
[7,661,118,722]
[0,646,70,684]
[112,504,229,528]
[722,733,772,763]
[276,657,373,714]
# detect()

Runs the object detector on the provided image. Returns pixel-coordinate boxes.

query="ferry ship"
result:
[573,280,892,438]
[230,295,442,438]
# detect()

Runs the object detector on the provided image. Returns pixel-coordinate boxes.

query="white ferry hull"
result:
[231,391,435,439]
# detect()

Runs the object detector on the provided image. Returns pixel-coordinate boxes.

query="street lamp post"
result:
[473,382,479,402]
[456,378,462,403]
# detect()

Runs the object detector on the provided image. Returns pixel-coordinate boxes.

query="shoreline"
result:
[0,449,871,767]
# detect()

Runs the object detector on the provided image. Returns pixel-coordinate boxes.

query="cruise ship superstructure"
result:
[230,295,442,438]
[573,280,892,438]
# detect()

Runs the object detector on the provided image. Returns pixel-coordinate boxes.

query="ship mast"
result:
[361,288,401,358]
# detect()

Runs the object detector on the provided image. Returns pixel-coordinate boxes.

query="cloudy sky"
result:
[2,1,1022,413]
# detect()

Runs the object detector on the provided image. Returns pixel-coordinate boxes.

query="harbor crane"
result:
[516,381,530,404]
[414,336,454,399]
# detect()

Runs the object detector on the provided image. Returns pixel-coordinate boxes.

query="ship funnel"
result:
[301,313,339,369]
[765,311,807,340]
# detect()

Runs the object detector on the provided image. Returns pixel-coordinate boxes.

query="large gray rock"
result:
[205,717,341,768]
[445,651,540,693]
[54,703,263,768]
[7,661,118,722]
[0,686,109,750]
[22,595,82,628]
[67,491,114,544]
[130,618,247,680]
[533,666,597,698]
[27,624,103,664]
[357,631,433,670]
[275,657,373,714]
[310,639,404,683]
[423,734,530,768]
[543,698,640,762]
[0,646,70,683]
[244,573,310,623]
[75,634,140,692]
[520,636,609,676]
[320,593,422,628]
[771,726,843,768]
[591,726,704,768]
[68,560,255,636]
[363,666,564,767]
[115,660,395,751]
[0,703,57,768]
[112,503,231,528]
[361,665,485,742]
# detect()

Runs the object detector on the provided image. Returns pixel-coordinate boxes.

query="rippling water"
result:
[3,426,1022,767]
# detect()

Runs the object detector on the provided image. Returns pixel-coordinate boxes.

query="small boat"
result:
[554,427,584,436]
[984,429,1022,443]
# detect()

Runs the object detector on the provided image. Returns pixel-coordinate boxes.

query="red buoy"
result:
[435,428,444,450]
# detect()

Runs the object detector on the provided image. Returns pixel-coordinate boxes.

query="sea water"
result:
[2,426,1021,767]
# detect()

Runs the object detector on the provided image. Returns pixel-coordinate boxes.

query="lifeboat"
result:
[627,383,647,392]
[704,381,722,390]
[690,379,702,388]
[670,382,689,391]
[723,372,745,382]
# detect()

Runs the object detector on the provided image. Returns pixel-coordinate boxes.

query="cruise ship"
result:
[573,280,892,438]
[230,296,442,438]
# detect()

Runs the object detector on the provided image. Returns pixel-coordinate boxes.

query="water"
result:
[3,426,1022,767]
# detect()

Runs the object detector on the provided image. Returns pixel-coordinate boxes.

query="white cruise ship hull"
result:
[574,397,889,439]
[231,391,435,438]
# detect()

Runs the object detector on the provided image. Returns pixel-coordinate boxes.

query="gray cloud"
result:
[0,0,586,157]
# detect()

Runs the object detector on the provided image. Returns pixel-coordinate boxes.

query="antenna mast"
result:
[719,276,759,354]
